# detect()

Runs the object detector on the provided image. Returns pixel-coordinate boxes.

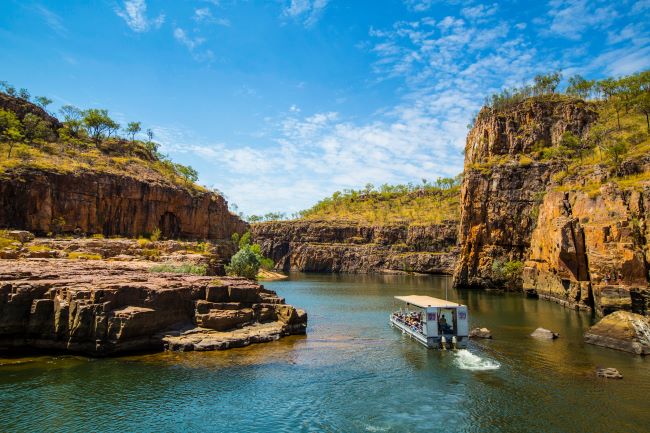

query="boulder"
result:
[5,230,34,243]
[469,327,492,339]
[531,327,559,339]
[596,367,623,379]
[584,311,650,355]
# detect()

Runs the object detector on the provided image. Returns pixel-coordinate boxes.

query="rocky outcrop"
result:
[251,220,458,274]
[0,259,307,355]
[454,96,598,289]
[523,187,650,316]
[584,311,650,355]
[0,92,62,130]
[0,168,247,240]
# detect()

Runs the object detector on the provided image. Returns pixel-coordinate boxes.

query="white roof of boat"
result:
[394,295,465,308]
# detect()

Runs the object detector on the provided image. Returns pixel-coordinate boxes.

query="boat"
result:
[389,295,469,349]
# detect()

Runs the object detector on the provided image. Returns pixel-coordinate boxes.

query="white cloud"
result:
[173,28,205,51]
[283,0,330,27]
[193,7,231,26]
[461,4,498,21]
[34,5,67,36]
[116,0,164,33]
[546,0,616,40]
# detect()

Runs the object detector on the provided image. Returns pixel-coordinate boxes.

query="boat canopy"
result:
[394,295,464,309]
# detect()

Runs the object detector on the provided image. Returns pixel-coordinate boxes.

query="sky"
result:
[0,0,649,216]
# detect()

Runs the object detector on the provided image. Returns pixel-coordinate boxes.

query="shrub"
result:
[492,259,524,289]
[90,233,104,239]
[150,263,207,275]
[68,252,102,260]
[225,246,261,279]
[150,227,161,242]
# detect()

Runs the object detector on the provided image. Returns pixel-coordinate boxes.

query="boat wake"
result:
[453,349,500,371]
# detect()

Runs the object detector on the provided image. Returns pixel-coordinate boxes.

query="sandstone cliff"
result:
[252,220,457,274]
[454,96,598,289]
[0,168,247,240]
[0,259,307,355]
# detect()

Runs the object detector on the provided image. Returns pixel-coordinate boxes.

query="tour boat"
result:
[390,295,469,349]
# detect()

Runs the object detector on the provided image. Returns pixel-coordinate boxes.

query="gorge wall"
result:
[251,220,458,274]
[453,95,650,317]
[453,96,598,289]
[0,168,247,240]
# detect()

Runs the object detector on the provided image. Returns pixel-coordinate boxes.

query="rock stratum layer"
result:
[0,259,307,355]
[252,220,457,274]
[454,96,598,289]
[453,95,650,318]
[0,168,247,240]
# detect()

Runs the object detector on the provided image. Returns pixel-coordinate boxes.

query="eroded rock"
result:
[0,259,307,356]
[584,311,650,355]
[596,367,623,379]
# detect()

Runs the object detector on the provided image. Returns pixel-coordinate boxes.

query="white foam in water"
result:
[454,349,500,371]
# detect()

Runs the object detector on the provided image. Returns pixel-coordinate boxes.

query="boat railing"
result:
[391,312,424,336]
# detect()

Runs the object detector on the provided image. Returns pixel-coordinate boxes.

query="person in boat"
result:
[439,315,447,333]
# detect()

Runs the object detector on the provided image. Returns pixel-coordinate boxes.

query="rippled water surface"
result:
[2,274,649,432]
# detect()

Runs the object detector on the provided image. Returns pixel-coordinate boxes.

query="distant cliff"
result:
[0,168,247,240]
[0,91,247,240]
[252,220,457,274]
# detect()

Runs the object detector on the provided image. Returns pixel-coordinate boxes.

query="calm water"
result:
[1,274,649,432]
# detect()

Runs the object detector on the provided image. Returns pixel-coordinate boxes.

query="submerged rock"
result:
[531,327,559,339]
[596,367,623,379]
[584,311,650,355]
[469,327,492,339]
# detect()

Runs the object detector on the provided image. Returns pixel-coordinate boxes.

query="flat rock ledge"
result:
[584,311,650,355]
[0,259,307,356]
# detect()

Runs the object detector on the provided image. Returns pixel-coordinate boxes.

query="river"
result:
[1,273,649,432]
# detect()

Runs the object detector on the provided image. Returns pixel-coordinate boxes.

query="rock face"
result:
[584,311,650,355]
[0,259,307,355]
[251,220,458,274]
[0,92,62,130]
[454,97,599,289]
[0,168,247,240]
[523,187,650,315]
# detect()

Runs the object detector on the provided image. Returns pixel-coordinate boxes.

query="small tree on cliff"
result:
[125,121,142,142]
[82,109,119,143]
[0,108,23,157]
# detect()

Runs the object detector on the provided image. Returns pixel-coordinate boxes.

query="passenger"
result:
[439,315,447,333]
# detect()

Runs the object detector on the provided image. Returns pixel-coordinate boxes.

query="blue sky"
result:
[1,0,649,216]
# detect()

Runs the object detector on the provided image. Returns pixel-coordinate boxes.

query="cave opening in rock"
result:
[159,212,181,239]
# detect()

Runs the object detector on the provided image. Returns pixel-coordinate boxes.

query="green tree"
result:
[22,113,54,143]
[34,96,53,109]
[82,109,119,143]
[559,131,585,160]
[125,121,141,141]
[604,141,628,175]
[566,75,595,99]
[174,163,198,182]
[225,247,261,279]
[18,88,30,101]
[59,105,83,137]
[0,108,23,157]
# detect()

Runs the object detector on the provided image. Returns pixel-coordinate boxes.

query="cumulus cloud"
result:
[283,0,330,27]
[115,0,164,33]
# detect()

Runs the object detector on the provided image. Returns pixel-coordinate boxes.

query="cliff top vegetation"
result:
[0,82,204,192]
[272,177,462,225]
[468,70,650,197]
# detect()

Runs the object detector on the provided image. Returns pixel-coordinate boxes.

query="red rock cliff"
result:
[0,168,247,240]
